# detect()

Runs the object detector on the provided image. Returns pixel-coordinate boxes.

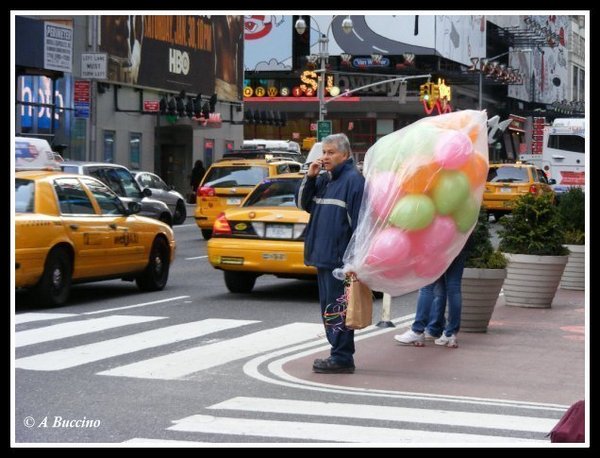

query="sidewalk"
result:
[282,287,586,406]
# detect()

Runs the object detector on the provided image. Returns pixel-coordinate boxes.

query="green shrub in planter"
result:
[557,187,585,245]
[465,208,507,269]
[498,193,569,256]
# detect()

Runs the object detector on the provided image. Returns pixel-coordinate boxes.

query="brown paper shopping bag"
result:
[345,274,373,330]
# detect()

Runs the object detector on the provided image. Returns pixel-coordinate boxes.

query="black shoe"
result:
[312,357,355,374]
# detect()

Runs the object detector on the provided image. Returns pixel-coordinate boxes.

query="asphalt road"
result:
[13,211,563,445]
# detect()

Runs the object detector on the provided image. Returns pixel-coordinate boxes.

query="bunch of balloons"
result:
[343,110,489,296]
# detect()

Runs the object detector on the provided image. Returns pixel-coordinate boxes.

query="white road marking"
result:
[16,315,164,347]
[168,414,545,443]
[123,438,209,445]
[15,312,77,324]
[100,323,323,380]
[16,319,257,371]
[81,296,190,315]
[185,256,208,260]
[209,397,558,433]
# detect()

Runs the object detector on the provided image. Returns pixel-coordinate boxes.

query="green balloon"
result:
[388,194,436,231]
[396,124,439,158]
[371,124,438,172]
[371,132,406,172]
[431,170,470,215]
[452,196,480,232]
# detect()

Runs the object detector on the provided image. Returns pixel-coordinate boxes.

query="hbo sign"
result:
[169,48,190,75]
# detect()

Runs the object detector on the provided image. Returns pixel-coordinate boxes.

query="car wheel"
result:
[136,238,170,291]
[173,200,187,225]
[201,229,212,240]
[224,271,257,293]
[34,247,72,306]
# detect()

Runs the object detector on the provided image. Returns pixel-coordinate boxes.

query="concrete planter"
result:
[502,253,568,308]
[560,244,585,291]
[461,268,506,332]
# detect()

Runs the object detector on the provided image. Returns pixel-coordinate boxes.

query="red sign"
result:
[74,80,90,103]
[144,101,160,112]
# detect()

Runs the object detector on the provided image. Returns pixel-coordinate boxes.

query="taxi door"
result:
[80,177,146,272]
[53,177,117,278]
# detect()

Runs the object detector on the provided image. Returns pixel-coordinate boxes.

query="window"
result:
[203,166,269,188]
[548,134,585,153]
[103,130,115,163]
[54,178,96,215]
[15,179,35,213]
[244,179,301,207]
[80,177,126,215]
[487,166,529,183]
[130,133,141,169]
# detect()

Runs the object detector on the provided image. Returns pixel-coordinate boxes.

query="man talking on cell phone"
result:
[295,133,365,374]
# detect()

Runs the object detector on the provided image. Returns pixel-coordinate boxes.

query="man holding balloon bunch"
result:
[296,133,365,374]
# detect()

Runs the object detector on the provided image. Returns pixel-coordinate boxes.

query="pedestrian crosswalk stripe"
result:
[167,414,546,443]
[99,323,323,380]
[123,438,209,445]
[15,319,257,371]
[16,315,165,348]
[209,396,558,434]
[15,312,77,325]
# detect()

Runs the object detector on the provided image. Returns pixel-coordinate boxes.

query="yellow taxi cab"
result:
[207,172,316,293]
[194,154,301,239]
[15,170,176,306]
[483,162,554,220]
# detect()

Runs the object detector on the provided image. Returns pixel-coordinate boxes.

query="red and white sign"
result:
[144,101,160,112]
[74,80,90,103]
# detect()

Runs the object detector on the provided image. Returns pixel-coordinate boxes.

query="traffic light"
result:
[176,96,185,117]
[209,93,217,113]
[419,83,431,102]
[244,109,254,124]
[280,111,287,127]
[185,97,194,118]
[201,102,210,119]
[159,96,168,115]
[193,95,202,118]
[167,96,177,116]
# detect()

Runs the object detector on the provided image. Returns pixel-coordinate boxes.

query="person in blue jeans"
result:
[394,235,472,348]
[296,133,364,373]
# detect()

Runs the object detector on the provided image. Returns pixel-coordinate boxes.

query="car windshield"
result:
[15,179,35,213]
[88,167,142,198]
[487,167,529,183]
[244,179,300,207]
[203,166,268,188]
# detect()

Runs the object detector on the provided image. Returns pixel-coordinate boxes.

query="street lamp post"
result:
[471,49,531,110]
[295,16,354,122]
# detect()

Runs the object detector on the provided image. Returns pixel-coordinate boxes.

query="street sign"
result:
[81,53,108,79]
[74,80,91,119]
[317,120,332,142]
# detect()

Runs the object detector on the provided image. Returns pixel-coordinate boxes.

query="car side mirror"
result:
[143,187,152,197]
[548,178,557,185]
[126,201,142,215]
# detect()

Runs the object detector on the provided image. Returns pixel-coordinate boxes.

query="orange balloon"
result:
[460,153,488,188]
[400,162,442,194]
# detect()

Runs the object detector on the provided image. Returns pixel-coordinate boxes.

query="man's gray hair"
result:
[323,133,352,158]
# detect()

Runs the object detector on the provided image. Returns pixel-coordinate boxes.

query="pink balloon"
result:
[434,130,473,169]
[368,171,403,219]
[414,254,449,279]
[365,227,412,269]
[410,215,458,254]
[381,262,414,280]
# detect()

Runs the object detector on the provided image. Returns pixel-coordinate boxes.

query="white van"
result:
[15,136,61,171]
[242,139,301,154]
[301,142,323,172]
[519,118,585,193]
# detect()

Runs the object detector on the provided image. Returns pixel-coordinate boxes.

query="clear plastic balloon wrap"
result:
[342,110,489,297]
